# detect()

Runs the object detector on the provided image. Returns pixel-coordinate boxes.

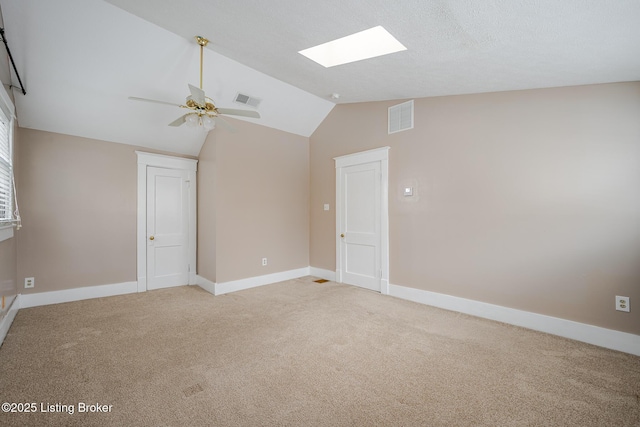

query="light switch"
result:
[323,204,330,211]
[403,187,413,196]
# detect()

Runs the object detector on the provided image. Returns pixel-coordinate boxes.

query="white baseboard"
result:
[214,267,310,296]
[198,267,335,297]
[0,294,20,348]
[389,283,640,356]
[309,267,336,282]
[20,281,138,309]
[195,275,216,296]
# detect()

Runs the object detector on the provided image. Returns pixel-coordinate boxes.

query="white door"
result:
[339,161,381,291]
[335,146,392,293]
[146,166,189,290]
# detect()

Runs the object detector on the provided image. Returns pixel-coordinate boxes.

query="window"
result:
[0,84,16,242]
[0,107,12,222]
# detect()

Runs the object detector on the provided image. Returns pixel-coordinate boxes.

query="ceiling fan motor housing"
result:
[186,98,217,114]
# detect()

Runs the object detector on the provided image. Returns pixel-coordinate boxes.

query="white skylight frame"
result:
[299,25,407,68]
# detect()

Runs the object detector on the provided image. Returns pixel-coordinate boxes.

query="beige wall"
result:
[16,129,138,292]
[197,131,216,281]
[310,82,640,335]
[198,118,310,283]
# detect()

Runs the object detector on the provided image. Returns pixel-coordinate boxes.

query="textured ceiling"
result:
[1,0,639,156]
[105,0,640,103]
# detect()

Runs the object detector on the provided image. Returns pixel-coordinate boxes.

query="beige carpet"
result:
[0,277,638,426]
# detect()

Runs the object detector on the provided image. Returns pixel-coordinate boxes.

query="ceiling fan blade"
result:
[128,96,182,108]
[217,108,260,118]
[188,84,206,106]
[214,116,236,132]
[168,114,188,127]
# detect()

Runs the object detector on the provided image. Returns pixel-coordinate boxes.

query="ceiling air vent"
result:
[234,93,261,109]
[388,100,414,134]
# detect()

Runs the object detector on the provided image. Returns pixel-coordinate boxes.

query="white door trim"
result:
[136,151,198,292]
[334,147,390,294]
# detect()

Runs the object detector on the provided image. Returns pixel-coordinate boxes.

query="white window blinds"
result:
[0,106,11,224]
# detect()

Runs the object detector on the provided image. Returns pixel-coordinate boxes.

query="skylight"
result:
[298,26,406,68]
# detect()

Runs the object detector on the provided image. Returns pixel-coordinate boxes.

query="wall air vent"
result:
[388,100,414,134]
[234,93,262,109]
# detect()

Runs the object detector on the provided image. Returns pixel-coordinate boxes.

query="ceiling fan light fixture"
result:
[202,115,216,131]
[185,113,199,127]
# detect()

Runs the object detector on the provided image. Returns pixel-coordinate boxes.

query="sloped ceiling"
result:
[0,0,334,156]
[1,0,639,156]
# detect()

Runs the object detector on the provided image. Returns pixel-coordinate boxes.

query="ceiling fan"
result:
[129,36,260,131]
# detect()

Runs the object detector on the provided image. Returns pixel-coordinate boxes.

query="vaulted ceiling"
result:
[1,0,639,156]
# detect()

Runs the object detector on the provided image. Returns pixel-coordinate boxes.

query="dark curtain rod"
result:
[0,27,26,96]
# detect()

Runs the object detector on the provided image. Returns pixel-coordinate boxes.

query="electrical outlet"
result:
[262,258,267,266]
[616,296,630,312]
[24,277,35,289]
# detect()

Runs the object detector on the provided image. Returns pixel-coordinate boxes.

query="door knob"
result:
[149,235,155,241]
[340,234,345,238]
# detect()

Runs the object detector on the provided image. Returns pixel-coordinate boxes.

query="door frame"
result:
[136,151,198,292]
[334,146,390,294]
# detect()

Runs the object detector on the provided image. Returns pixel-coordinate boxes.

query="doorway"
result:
[136,152,197,292]
[334,147,389,294]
